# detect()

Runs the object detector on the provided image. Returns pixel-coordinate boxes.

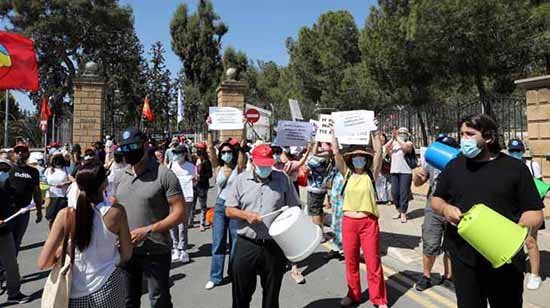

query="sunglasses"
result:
[14,149,28,154]
[220,150,233,154]
[118,143,143,153]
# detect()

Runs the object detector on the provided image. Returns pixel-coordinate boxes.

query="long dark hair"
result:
[217,142,238,167]
[74,163,107,251]
[461,114,501,154]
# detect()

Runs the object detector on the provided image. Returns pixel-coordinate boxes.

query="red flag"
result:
[0,32,39,91]
[142,95,155,122]
[39,96,51,132]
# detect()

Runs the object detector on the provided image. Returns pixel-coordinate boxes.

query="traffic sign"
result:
[245,108,260,124]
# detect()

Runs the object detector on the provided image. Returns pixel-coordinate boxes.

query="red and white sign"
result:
[245,108,260,124]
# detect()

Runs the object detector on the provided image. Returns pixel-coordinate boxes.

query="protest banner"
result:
[276,120,313,147]
[332,110,376,145]
[289,99,304,121]
[315,114,333,143]
[208,107,244,130]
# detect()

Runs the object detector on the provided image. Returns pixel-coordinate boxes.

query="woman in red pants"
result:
[332,132,388,308]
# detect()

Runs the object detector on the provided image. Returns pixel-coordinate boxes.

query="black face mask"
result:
[124,147,145,165]
[53,158,65,167]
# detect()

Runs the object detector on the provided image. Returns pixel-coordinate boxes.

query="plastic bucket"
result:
[424,141,460,170]
[534,178,550,199]
[457,204,528,268]
[268,206,322,262]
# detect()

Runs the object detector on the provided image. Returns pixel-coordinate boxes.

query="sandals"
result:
[291,270,305,284]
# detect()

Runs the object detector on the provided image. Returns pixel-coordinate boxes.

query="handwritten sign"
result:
[315,114,333,143]
[332,110,376,145]
[275,121,313,147]
[208,107,244,131]
[289,99,304,121]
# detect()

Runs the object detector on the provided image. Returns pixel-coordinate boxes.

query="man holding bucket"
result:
[225,144,301,308]
[432,114,544,308]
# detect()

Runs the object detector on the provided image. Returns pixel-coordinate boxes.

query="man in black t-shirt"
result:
[6,142,42,253]
[432,114,544,308]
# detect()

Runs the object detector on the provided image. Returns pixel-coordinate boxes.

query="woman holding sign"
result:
[332,132,388,308]
[205,127,247,290]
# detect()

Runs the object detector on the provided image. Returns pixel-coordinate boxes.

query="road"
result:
[1,185,548,307]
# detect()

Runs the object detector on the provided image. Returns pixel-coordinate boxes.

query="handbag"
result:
[41,208,75,308]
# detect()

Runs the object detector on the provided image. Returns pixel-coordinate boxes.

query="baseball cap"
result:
[196,142,207,150]
[251,144,275,167]
[13,142,29,152]
[228,138,240,147]
[508,139,525,152]
[119,128,146,147]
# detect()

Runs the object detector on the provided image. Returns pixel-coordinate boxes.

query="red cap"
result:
[196,142,207,150]
[229,138,239,146]
[251,144,274,167]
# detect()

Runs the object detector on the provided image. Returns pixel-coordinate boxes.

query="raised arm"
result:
[207,132,219,169]
[371,132,383,180]
[237,137,247,173]
[332,135,348,176]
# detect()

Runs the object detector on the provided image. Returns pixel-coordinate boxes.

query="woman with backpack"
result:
[385,127,415,223]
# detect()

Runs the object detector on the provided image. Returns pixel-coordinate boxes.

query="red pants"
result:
[342,215,387,305]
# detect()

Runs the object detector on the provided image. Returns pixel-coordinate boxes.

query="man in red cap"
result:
[225,144,301,308]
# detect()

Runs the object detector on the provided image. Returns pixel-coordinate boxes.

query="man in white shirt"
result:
[168,145,196,263]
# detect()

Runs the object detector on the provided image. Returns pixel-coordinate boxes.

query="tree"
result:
[528,0,550,74]
[170,0,227,109]
[146,42,172,134]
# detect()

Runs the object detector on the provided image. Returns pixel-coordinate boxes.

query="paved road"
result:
[1,186,548,307]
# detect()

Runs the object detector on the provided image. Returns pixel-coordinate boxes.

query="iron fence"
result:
[377,95,526,148]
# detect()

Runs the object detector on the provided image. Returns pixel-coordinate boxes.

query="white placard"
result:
[288,99,304,121]
[208,107,244,131]
[331,110,376,145]
[275,121,313,147]
[338,134,370,145]
[315,114,333,143]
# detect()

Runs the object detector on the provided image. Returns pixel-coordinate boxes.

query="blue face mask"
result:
[221,153,233,164]
[0,171,9,183]
[460,138,482,159]
[273,154,281,163]
[509,152,523,160]
[255,166,273,179]
[352,157,367,169]
[173,154,183,161]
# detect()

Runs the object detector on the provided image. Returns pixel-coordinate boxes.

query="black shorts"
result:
[307,192,326,216]
[46,197,68,222]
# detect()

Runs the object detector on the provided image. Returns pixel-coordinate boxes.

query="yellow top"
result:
[342,172,379,217]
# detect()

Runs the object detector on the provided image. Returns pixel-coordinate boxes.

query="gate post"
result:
[515,75,550,216]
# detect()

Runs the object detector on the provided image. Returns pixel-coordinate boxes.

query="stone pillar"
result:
[515,75,550,216]
[216,80,247,141]
[72,62,105,147]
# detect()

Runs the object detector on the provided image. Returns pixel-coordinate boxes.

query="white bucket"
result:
[268,206,322,262]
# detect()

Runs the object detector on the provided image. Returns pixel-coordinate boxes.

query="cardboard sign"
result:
[288,99,304,121]
[315,114,333,143]
[332,110,376,145]
[275,120,314,147]
[208,107,244,131]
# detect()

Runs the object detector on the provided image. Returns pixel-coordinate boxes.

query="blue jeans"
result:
[391,173,412,214]
[209,198,238,284]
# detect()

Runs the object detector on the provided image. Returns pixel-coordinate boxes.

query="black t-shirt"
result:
[0,179,16,235]
[197,159,213,189]
[434,154,544,267]
[8,164,40,209]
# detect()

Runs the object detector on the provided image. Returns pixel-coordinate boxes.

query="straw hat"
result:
[397,127,410,135]
[343,145,373,157]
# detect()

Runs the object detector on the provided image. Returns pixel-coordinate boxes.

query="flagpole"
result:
[4,90,8,148]
[51,113,55,143]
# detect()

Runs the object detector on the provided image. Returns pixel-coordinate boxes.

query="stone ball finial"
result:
[84,61,98,76]
[226,67,238,80]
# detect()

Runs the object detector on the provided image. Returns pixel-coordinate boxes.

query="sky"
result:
[6,0,377,111]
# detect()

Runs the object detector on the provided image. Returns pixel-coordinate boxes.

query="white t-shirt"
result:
[45,167,69,198]
[525,160,542,179]
[170,161,197,202]
[106,162,128,199]
[390,141,412,174]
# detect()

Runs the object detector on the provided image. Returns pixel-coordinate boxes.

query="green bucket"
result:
[534,178,550,199]
[40,182,50,200]
[457,204,528,269]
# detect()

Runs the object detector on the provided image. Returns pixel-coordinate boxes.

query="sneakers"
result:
[7,292,31,304]
[415,275,433,291]
[526,273,542,290]
[171,249,180,263]
[179,250,190,264]
[205,281,215,290]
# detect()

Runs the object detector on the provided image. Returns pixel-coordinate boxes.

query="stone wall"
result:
[216,80,247,141]
[515,75,550,216]
[72,77,105,147]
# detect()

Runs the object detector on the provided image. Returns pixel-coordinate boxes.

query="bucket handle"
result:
[260,206,289,219]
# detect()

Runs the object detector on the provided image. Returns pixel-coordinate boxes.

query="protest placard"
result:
[289,99,304,121]
[331,110,376,145]
[315,114,333,143]
[208,107,244,130]
[275,120,313,147]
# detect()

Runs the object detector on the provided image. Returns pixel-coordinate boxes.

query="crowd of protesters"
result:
[0,112,547,308]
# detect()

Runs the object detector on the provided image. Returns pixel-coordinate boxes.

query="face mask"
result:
[255,166,272,179]
[460,138,482,159]
[273,154,281,163]
[124,147,145,165]
[0,171,9,183]
[352,157,367,169]
[399,134,409,141]
[509,152,523,160]
[173,154,183,161]
[221,153,233,164]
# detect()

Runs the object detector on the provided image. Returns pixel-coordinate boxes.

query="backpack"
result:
[404,146,418,169]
